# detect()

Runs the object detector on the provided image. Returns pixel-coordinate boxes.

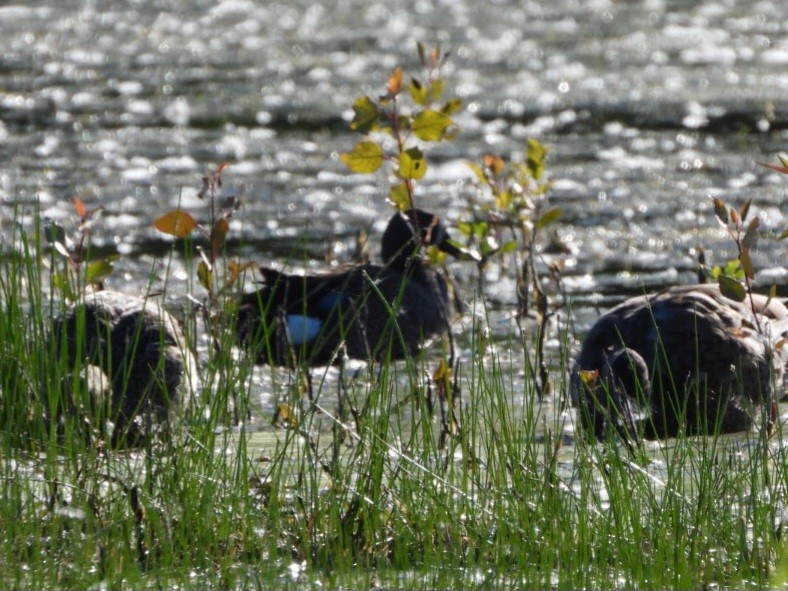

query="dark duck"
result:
[236,208,475,366]
[571,284,788,440]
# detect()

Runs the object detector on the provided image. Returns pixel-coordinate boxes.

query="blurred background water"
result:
[1,0,787,425]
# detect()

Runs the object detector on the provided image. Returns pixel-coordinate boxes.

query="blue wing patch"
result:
[285,315,323,345]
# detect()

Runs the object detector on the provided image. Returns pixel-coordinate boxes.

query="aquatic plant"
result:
[338,44,468,442]
[459,142,564,398]
[44,196,117,301]
[339,43,461,213]
[152,163,253,354]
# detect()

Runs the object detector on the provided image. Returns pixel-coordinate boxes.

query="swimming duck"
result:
[570,284,788,440]
[236,208,475,366]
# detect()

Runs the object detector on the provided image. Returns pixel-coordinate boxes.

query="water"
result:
[1,0,787,426]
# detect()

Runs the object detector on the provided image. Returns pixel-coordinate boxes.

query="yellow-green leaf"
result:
[412,109,452,141]
[349,96,379,133]
[467,162,489,185]
[409,77,427,106]
[197,260,212,291]
[426,244,448,265]
[457,220,488,239]
[535,207,562,230]
[85,258,115,284]
[398,147,426,180]
[153,210,198,238]
[525,139,548,180]
[441,98,463,116]
[388,183,412,211]
[779,229,788,241]
[339,141,384,174]
[718,275,746,302]
[428,78,445,102]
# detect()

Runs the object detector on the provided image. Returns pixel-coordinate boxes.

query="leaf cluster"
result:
[460,140,559,261]
[46,196,117,301]
[152,163,251,295]
[706,196,760,302]
[340,44,461,212]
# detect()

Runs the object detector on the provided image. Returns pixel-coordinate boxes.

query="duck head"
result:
[382,209,478,268]
[580,347,653,440]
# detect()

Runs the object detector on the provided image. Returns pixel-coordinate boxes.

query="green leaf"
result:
[525,139,548,180]
[441,98,463,116]
[428,79,445,102]
[388,183,412,211]
[197,260,212,291]
[349,96,379,133]
[85,258,115,284]
[412,109,452,141]
[722,258,744,280]
[741,216,760,251]
[535,207,562,230]
[500,240,519,254]
[398,147,426,180]
[718,275,746,302]
[409,78,427,106]
[457,220,488,239]
[340,141,384,174]
[779,229,788,241]
[739,250,755,279]
[467,162,489,185]
[52,272,77,302]
[152,210,199,238]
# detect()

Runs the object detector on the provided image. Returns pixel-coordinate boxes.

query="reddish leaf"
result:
[739,197,752,222]
[211,218,230,260]
[387,66,403,95]
[72,196,87,218]
[483,154,506,176]
[758,161,788,175]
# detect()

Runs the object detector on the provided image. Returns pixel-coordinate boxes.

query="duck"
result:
[570,283,788,440]
[235,208,476,367]
[51,290,198,445]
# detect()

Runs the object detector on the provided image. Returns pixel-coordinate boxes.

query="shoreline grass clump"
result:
[1,212,787,589]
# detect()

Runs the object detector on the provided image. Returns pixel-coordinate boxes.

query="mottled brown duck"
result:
[571,284,788,440]
[52,290,197,444]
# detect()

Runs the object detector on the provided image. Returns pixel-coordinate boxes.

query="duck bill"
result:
[439,238,482,262]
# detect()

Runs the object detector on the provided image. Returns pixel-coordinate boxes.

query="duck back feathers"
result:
[571,284,788,439]
[236,209,463,366]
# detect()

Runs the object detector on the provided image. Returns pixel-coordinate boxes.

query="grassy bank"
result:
[1,213,787,590]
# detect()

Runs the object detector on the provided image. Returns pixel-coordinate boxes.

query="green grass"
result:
[1,214,788,590]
